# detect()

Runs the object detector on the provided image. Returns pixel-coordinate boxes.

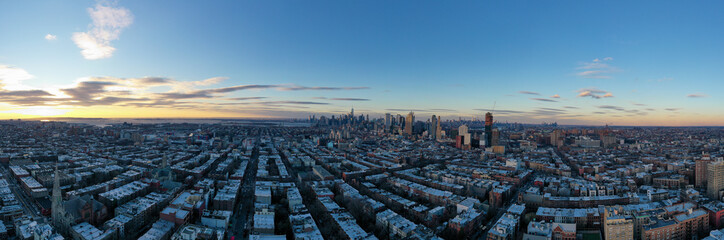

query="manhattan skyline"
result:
[1,1,723,126]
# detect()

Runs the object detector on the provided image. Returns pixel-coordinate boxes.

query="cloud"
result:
[45,34,57,41]
[473,109,525,114]
[563,106,579,109]
[598,105,625,111]
[576,58,618,79]
[258,101,329,105]
[329,98,370,101]
[576,71,611,79]
[551,94,560,98]
[278,85,369,91]
[531,98,557,102]
[228,97,266,101]
[687,93,707,98]
[665,108,680,111]
[518,91,540,95]
[0,65,35,90]
[577,88,613,99]
[72,2,134,59]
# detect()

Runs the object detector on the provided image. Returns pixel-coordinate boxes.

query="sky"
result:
[0,0,722,126]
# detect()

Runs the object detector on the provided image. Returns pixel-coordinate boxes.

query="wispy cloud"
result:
[687,93,708,98]
[72,1,134,59]
[278,85,368,91]
[665,108,680,111]
[531,98,557,102]
[519,91,540,95]
[228,97,266,101]
[329,98,370,101]
[598,105,625,111]
[576,58,618,79]
[44,34,57,41]
[577,88,613,99]
[550,94,560,98]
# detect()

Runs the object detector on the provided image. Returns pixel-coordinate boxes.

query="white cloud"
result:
[44,34,57,41]
[0,65,35,90]
[72,2,133,60]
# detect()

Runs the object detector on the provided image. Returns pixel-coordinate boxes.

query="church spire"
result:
[52,163,67,235]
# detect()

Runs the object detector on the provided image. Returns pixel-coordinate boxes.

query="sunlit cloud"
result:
[551,94,560,98]
[577,88,613,99]
[0,65,35,90]
[72,1,134,59]
[2,107,69,117]
[44,34,57,41]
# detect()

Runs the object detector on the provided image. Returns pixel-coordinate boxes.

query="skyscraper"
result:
[697,154,712,188]
[384,113,391,132]
[404,112,414,135]
[435,115,442,140]
[430,115,438,140]
[485,112,493,147]
[707,160,724,200]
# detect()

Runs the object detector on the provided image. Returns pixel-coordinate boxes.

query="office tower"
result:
[697,155,712,188]
[707,160,724,200]
[430,115,438,140]
[384,113,391,132]
[485,112,493,147]
[435,115,442,140]
[405,112,414,135]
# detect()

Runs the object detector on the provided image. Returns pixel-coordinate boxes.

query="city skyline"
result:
[1,1,723,126]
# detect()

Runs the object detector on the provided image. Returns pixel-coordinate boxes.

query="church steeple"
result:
[51,163,68,235]
[52,165,62,212]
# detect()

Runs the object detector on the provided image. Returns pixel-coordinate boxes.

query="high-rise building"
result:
[458,125,470,147]
[697,155,713,188]
[435,115,442,140]
[550,129,563,147]
[430,115,438,140]
[384,113,391,132]
[485,112,493,147]
[491,128,500,146]
[404,112,414,135]
[707,160,724,200]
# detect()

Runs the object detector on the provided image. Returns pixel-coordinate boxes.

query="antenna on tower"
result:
[492,101,496,114]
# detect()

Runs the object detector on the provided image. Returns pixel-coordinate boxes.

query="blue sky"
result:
[0,0,722,125]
